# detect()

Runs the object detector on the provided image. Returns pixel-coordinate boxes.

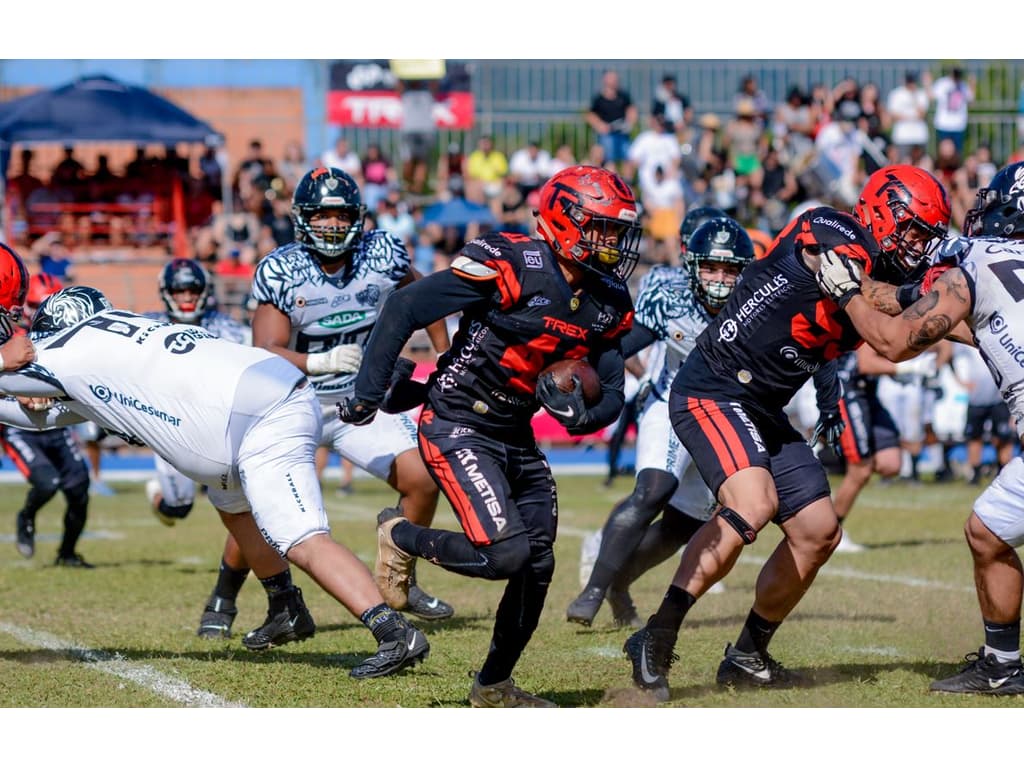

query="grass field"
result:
[0,469,1020,713]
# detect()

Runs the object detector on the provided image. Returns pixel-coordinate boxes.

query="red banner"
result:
[326,90,474,129]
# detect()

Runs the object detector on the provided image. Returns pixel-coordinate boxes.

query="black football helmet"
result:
[687,217,754,310]
[291,167,366,262]
[31,286,112,337]
[159,258,211,323]
[964,161,1024,238]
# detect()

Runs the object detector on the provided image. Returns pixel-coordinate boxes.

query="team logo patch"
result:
[570,297,580,311]
[527,295,551,308]
[164,332,197,355]
[737,369,752,384]
[523,251,544,269]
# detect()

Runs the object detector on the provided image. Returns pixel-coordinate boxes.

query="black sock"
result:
[213,559,250,602]
[361,603,404,643]
[648,585,697,634]
[734,609,782,655]
[259,570,294,610]
[984,619,1021,655]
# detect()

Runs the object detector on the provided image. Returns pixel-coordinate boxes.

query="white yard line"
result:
[741,554,975,592]
[0,622,244,707]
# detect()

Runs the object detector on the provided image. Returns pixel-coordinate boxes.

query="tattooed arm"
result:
[859,276,904,316]
[842,268,972,362]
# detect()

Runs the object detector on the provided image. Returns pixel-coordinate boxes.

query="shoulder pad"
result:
[934,236,970,266]
[450,255,499,280]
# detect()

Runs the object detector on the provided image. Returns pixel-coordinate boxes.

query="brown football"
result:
[539,358,602,406]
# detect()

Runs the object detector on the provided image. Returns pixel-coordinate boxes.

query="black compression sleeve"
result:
[354,270,492,404]
[811,358,841,414]
[579,343,626,433]
[620,322,659,360]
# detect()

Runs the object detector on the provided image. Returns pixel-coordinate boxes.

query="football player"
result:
[0,286,430,680]
[5,272,94,567]
[819,160,1024,695]
[341,165,638,706]
[623,165,950,702]
[195,167,454,647]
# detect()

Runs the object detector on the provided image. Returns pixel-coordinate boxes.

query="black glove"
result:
[381,357,429,414]
[337,396,379,426]
[535,372,591,434]
[808,408,845,456]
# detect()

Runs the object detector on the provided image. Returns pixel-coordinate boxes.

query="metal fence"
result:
[339,59,1024,168]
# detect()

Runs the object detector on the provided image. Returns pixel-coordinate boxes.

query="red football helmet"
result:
[0,242,29,342]
[534,165,642,283]
[853,165,951,278]
[24,273,64,325]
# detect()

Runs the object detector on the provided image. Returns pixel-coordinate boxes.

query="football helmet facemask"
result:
[687,217,755,310]
[963,161,1024,238]
[291,167,366,262]
[853,165,950,278]
[535,165,642,283]
[159,258,211,323]
[31,286,113,337]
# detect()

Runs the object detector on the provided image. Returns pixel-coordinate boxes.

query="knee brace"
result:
[718,506,758,544]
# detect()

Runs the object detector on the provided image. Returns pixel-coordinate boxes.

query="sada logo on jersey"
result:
[318,310,368,329]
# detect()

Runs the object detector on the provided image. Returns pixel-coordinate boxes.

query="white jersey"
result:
[251,231,411,404]
[0,309,305,488]
[144,309,252,345]
[950,236,1024,438]
[632,265,714,401]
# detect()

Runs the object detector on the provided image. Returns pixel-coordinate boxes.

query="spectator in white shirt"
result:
[507,140,552,197]
[930,66,975,155]
[886,71,931,161]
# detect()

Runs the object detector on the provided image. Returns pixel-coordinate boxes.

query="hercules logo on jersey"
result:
[718,319,739,343]
[455,448,506,531]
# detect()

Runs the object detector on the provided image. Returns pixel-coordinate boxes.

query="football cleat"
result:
[349,619,429,679]
[375,507,414,609]
[716,642,802,688]
[405,584,454,621]
[930,648,1024,695]
[54,553,95,569]
[606,585,643,629]
[468,673,556,707]
[197,596,238,639]
[623,626,678,702]
[566,586,605,627]
[241,587,315,651]
[15,512,34,559]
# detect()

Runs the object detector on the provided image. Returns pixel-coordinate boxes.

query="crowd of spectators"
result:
[6,65,1022,320]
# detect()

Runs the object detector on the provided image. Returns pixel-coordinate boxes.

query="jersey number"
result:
[988,259,1024,302]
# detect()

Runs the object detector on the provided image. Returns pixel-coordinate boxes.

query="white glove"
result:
[816,249,863,308]
[894,351,937,378]
[306,344,363,375]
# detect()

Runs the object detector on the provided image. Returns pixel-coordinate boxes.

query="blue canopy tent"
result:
[0,74,225,250]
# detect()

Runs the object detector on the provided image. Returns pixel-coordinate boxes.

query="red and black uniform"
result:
[3,329,91,561]
[354,230,632,682]
[835,351,900,463]
[670,207,879,520]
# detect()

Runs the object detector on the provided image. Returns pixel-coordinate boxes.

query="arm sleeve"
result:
[811,359,841,414]
[0,370,66,398]
[354,269,493,404]
[575,343,626,435]
[0,398,86,430]
[619,322,659,360]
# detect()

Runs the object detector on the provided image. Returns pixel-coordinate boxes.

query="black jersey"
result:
[354,230,634,442]
[684,207,878,414]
